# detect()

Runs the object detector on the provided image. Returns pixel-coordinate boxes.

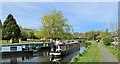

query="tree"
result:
[30,31,36,39]
[0,20,2,40]
[98,31,110,39]
[82,31,100,40]
[2,14,21,41]
[20,26,30,40]
[40,9,73,40]
[103,36,113,46]
[106,28,109,32]
[34,31,42,39]
[0,19,2,28]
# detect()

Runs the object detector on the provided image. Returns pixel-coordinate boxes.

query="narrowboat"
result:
[49,40,80,56]
[1,44,33,56]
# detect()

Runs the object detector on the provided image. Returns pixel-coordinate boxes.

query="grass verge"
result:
[70,41,101,64]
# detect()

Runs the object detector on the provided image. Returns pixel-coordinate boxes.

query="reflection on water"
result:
[50,55,62,64]
[2,47,85,63]
[10,57,17,64]
[2,50,50,63]
[80,47,85,53]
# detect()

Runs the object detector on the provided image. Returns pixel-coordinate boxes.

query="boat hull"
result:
[50,46,80,56]
[1,50,33,56]
[61,46,80,56]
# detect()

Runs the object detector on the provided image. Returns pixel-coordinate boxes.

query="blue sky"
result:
[1,2,118,33]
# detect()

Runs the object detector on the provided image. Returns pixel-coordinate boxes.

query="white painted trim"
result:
[50,52,61,56]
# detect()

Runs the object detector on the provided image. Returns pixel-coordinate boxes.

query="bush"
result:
[103,36,112,46]
[78,53,83,57]
[12,39,19,43]
[21,37,27,41]
[72,57,78,62]
[82,50,87,55]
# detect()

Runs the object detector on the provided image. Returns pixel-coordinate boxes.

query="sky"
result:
[1,2,118,33]
[1,0,119,2]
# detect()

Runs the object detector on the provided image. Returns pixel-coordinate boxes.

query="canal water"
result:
[2,47,85,64]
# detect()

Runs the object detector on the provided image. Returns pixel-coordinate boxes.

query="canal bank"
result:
[71,42,101,62]
[2,47,85,64]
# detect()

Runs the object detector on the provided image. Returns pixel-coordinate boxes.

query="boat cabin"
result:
[1,44,23,52]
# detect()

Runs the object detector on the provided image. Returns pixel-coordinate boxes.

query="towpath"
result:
[98,43,118,62]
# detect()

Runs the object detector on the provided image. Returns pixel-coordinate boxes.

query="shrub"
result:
[72,57,78,62]
[103,36,112,46]
[12,38,19,43]
[82,50,87,55]
[78,53,83,57]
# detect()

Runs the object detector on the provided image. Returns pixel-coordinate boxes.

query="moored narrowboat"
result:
[1,44,33,56]
[49,40,80,56]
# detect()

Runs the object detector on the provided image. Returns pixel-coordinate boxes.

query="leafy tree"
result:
[30,31,36,39]
[40,9,73,40]
[97,31,110,40]
[34,31,42,39]
[20,26,30,40]
[103,36,113,46]
[0,19,2,28]
[20,27,40,39]
[106,28,109,32]
[0,20,2,40]
[2,14,21,41]
[82,31,100,40]
[86,31,95,40]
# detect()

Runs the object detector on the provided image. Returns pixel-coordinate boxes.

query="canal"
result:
[2,47,85,64]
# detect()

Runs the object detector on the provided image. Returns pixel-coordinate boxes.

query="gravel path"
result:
[98,44,118,62]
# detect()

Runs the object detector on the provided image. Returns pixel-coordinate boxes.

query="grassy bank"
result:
[70,41,101,63]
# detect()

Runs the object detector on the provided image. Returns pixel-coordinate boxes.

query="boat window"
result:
[10,47,17,51]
